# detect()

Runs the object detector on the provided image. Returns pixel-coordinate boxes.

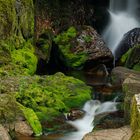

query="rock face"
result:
[0,0,37,76]
[130,94,140,140]
[0,124,11,140]
[83,126,132,140]
[54,26,113,69]
[115,28,140,62]
[123,74,140,123]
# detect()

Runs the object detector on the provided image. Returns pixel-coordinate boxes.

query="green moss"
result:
[133,63,140,71]
[54,27,88,69]
[18,103,42,136]
[16,73,91,121]
[0,39,37,76]
[120,45,140,72]
[11,43,37,75]
[120,48,132,64]
[130,96,140,140]
[130,129,140,140]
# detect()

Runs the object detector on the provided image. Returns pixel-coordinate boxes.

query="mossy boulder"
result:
[130,94,140,140]
[115,28,140,63]
[0,94,42,136]
[122,74,140,123]
[1,73,91,131]
[15,72,91,120]
[54,26,113,70]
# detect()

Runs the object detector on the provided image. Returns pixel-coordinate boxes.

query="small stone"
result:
[15,121,33,136]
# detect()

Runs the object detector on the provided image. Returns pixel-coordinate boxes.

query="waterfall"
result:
[59,100,117,140]
[102,0,140,54]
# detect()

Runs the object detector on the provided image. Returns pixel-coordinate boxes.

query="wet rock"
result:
[94,111,125,130]
[0,124,11,140]
[123,73,140,123]
[85,64,109,76]
[115,28,140,62]
[83,126,132,140]
[54,26,113,70]
[67,109,85,121]
[111,66,140,85]
[15,121,33,136]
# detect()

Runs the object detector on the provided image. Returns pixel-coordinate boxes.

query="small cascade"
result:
[60,100,117,140]
[102,0,140,54]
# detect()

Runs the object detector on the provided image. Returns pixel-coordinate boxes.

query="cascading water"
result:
[59,100,118,140]
[102,0,140,54]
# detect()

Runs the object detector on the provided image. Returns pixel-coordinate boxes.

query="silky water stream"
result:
[59,100,118,140]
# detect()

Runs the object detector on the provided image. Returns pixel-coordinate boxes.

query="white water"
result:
[60,100,117,140]
[102,0,140,54]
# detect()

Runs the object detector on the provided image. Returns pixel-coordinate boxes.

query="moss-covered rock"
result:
[122,74,140,123]
[54,26,113,69]
[1,73,91,131]
[130,94,140,140]
[15,72,91,120]
[119,45,140,72]
[0,0,36,76]
[0,0,34,39]
[0,40,37,76]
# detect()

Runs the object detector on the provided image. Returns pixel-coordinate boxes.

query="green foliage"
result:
[54,27,88,69]
[16,73,91,121]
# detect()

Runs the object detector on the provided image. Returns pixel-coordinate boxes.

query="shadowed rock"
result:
[115,28,140,61]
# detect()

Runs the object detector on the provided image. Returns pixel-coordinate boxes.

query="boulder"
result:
[111,66,140,85]
[94,111,125,130]
[123,74,140,123]
[54,26,113,69]
[0,124,11,140]
[1,72,91,133]
[83,126,132,140]
[115,28,140,63]
[130,94,140,140]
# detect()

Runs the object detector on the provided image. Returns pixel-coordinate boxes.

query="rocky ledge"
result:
[83,126,132,140]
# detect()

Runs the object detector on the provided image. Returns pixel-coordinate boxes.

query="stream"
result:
[58,100,117,140]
